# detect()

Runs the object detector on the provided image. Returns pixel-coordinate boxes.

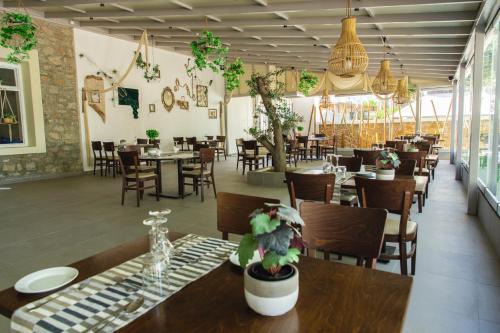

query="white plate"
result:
[355,171,375,178]
[15,267,79,294]
[229,250,261,268]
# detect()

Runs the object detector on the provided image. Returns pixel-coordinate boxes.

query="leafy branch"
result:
[0,12,37,64]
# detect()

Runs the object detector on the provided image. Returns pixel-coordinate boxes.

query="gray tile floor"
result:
[0,157,499,332]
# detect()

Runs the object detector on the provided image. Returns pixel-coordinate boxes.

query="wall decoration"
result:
[177,97,189,110]
[149,103,156,113]
[135,52,160,82]
[118,87,140,119]
[89,91,101,104]
[161,87,175,112]
[83,75,106,122]
[0,12,37,64]
[298,70,319,96]
[196,85,208,107]
[208,108,217,119]
[174,78,195,101]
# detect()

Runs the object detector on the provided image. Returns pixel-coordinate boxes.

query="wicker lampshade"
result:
[319,88,332,109]
[328,16,369,78]
[393,75,411,104]
[372,60,397,96]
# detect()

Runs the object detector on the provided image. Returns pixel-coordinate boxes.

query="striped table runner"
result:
[11,234,238,333]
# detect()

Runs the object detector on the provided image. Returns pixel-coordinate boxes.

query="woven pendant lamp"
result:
[319,88,332,109]
[393,75,411,104]
[372,60,397,96]
[328,0,369,78]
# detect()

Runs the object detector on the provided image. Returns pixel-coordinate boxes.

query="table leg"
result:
[178,159,184,199]
[316,143,321,159]
[156,160,163,193]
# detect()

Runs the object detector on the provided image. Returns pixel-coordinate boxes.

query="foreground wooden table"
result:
[0,233,413,333]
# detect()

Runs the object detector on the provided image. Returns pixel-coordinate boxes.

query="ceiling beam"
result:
[77,11,477,28]
[41,0,481,18]
[3,0,139,6]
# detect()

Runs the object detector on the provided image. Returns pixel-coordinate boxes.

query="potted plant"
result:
[297,70,319,96]
[2,115,15,124]
[376,150,400,180]
[296,125,304,137]
[146,129,159,141]
[237,203,304,316]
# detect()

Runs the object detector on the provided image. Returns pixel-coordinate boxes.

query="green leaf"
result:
[255,222,293,256]
[278,248,301,266]
[262,251,281,270]
[250,213,280,235]
[237,234,259,268]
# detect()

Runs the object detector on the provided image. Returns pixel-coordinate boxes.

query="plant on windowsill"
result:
[375,150,400,180]
[297,70,319,96]
[1,115,15,124]
[237,203,305,316]
[0,12,37,64]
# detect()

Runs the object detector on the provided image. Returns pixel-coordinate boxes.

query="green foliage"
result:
[250,213,280,235]
[297,70,319,96]
[296,125,304,132]
[246,69,285,99]
[237,234,259,268]
[377,150,401,169]
[255,222,293,256]
[223,57,244,92]
[135,52,160,82]
[145,129,159,139]
[0,12,37,64]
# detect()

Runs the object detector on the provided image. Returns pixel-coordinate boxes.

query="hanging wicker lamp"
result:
[372,60,397,96]
[319,88,332,109]
[328,0,369,78]
[393,75,411,104]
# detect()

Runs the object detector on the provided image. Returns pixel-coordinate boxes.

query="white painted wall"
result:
[291,96,319,134]
[74,29,225,170]
[226,96,254,154]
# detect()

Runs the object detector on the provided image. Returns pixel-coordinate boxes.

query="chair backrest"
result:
[396,159,417,176]
[126,145,141,153]
[173,137,184,144]
[385,140,398,149]
[242,140,258,154]
[206,135,214,140]
[314,133,326,138]
[236,138,243,154]
[338,156,363,172]
[300,202,387,268]
[118,150,139,175]
[287,139,298,152]
[186,137,197,145]
[199,148,215,173]
[193,143,209,151]
[217,192,280,240]
[422,135,437,145]
[353,149,380,165]
[397,151,426,172]
[216,135,226,142]
[297,136,309,146]
[285,171,335,209]
[103,142,115,159]
[137,138,148,144]
[414,141,431,154]
[149,139,160,146]
[91,141,102,159]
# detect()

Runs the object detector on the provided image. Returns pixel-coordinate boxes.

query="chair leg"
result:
[136,184,140,207]
[140,181,144,199]
[236,155,240,170]
[242,158,246,175]
[417,194,423,213]
[155,177,159,201]
[411,234,417,275]
[121,181,126,205]
[399,242,408,275]
[200,176,205,202]
[100,162,103,177]
[212,175,217,198]
[93,159,96,175]
[112,162,116,178]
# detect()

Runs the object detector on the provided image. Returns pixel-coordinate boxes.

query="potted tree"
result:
[237,203,304,316]
[375,150,400,180]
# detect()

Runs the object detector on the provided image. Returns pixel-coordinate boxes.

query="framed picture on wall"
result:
[208,108,217,119]
[196,85,208,107]
[90,90,100,104]
[149,104,156,112]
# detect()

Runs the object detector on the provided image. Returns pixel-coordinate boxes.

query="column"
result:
[450,79,458,164]
[455,64,466,180]
[415,87,421,134]
[487,30,500,194]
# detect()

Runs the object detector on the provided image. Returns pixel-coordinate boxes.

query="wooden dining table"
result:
[0,232,413,333]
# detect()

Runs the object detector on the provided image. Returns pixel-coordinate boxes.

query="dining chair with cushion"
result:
[297,136,314,162]
[395,153,428,212]
[395,159,417,176]
[149,139,160,147]
[182,148,216,202]
[215,136,227,161]
[126,145,156,173]
[353,149,380,172]
[285,171,335,209]
[103,141,120,178]
[118,150,159,207]
[397,151,428,176]
[91,141,106,176]
[137,138,148,144]
[173,137,186,151]
[206,135,214,140]
[338,156,363,172]
[286,139,299,167]
[300,202,387,268]
[235,138,244,170]
[186,137,197,151]
[242,140,266,175]
[321,136,337,158]
[182,143,208,171]
[217,192,280,240]
[354,177,417,275]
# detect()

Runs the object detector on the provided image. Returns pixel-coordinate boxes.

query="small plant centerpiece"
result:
[187,30,244,92]
[145,129,160,155]
[0,12,37,64]
[297,70,319,96]
[376,150,401,180]
[296,125,304,136]
[237,203,304,316]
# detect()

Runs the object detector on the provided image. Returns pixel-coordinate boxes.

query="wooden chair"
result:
[186,137,197,151]
[235,138,244,170]
[396,152,429,212]
[182,148,216,202]
[217,192,280,240]
[91,141,106,176]
[353,149,380,166]
[354,177,417,275]
[103,142,120,178]
[338,156,363,172]
[173,137,186,151]
[398,151,429,177]
[284,171,335,209]
[395,159,417,176]
[297,136,314,162]
[137,138,148,144]
[118,150,159,207]
[286,139,299,167]
[182,143,208,171]
[149,139,160,147]
[242,140,266,175]
[300,202,387,268]
[215,135,227,161]
[321,135,337,158]
[206,135,214,140]
[126,145,156,173]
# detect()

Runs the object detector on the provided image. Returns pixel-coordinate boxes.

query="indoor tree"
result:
[247,69,302,172]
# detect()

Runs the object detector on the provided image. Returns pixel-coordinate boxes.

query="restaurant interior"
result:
[0,0,499,332]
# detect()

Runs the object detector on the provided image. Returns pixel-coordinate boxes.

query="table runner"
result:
[11,234,238,333]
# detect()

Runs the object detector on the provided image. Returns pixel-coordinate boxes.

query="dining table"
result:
[0,232,413,333]
[139,152,198,199]
[307,136,328,159]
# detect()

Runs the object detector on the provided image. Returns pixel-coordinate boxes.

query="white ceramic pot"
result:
[244,263,299,317]
[376,169,395,180]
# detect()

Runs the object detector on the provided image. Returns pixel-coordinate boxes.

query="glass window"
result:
[461,63,473,166]
[420,88,453,149]
[479,20,498,190]
[0,62,26,146]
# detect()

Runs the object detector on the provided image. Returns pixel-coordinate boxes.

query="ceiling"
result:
[3,0,484,81]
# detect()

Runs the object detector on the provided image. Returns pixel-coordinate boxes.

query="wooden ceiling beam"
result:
[3,0,138,6]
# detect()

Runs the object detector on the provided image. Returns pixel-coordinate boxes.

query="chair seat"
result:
[340,193,357,203]
[244,154,267,159]
[384,214,417,236]
[126,172,156,180]
[415,176,428,193]
[415,167,430,174]
[130,165,155,172]
[182,163,201,170]
[107,156,119,161]
[182,169,212,177]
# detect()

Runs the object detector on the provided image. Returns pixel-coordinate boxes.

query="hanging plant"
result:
[0,12,37,64]
[187,30,244,92]
[298,70,319,96]
[135,52,160,82]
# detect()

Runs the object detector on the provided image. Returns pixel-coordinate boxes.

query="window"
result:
[0,63,26,146]
[420,88,453,149]
[461,62,473,166]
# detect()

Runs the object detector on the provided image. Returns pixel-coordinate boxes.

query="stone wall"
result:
[0,19,82,184]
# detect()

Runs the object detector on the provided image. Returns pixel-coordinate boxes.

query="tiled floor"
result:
[0,157,499,332]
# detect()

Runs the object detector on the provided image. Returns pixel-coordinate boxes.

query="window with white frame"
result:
[0,62,26,146]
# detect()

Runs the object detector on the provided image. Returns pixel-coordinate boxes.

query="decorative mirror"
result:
[161,87,175,112]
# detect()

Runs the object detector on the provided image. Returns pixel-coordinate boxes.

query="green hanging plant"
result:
[135,52,160,82]
[187,30,244,92]
[298,70,319,96]
[0,12,37,64]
